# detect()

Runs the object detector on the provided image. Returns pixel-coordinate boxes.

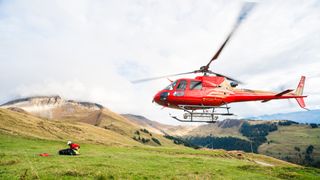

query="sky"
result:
[0,0,319,125]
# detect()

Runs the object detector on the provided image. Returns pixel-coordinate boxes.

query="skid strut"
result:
[170,104,234,123]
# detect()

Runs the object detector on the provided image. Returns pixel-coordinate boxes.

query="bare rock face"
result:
[0,96,103,120]
[2,96,63,107]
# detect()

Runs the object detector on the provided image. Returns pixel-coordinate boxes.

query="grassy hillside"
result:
[0,108,140,146]
[0,96,143,138]
[178,119,320,167]
[0,108,175,147]
[259,124,320,167]
[1,133,320,179]
[185,119,246,139]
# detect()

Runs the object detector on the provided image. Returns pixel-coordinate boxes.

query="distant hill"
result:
[183,119,246,139]
[248,109,320,124]
[122,114,198,136]
[176,118,320,168]
[116,114,320,167]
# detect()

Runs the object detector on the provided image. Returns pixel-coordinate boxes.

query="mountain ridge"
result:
[248,109,320,124]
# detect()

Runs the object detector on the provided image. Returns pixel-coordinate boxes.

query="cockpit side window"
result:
[164,81,177,90]
[190,81,202,90]
[177,80,187,90]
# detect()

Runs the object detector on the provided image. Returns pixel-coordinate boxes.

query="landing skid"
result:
[170,104,234,123]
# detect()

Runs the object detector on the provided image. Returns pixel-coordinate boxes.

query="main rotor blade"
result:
[207,70,243,84]
[131,71,195,83]
[205,2,256,70]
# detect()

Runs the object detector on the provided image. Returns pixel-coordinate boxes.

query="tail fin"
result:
[295,76,305,96]
[295,76,308,109]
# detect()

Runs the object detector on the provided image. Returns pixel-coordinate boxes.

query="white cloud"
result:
[0,0,319,125]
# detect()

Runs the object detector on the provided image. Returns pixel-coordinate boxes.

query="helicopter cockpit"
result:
[164,81,177,90]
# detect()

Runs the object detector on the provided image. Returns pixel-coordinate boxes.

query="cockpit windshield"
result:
[164,81,177,90]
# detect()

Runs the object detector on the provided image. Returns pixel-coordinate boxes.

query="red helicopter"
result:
[133,3,307,123]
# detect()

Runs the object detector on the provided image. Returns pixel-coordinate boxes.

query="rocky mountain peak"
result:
[1,95,63,107]
[0,95,104,119]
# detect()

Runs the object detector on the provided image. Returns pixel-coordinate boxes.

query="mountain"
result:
[0,96,176,147]
[1,96,135,136]
[0,108,140,146]
[248,109,320,124]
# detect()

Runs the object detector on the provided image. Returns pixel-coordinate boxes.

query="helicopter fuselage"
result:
[153,76,306,110]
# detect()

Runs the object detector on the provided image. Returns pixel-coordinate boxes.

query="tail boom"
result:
[258,76,307,109]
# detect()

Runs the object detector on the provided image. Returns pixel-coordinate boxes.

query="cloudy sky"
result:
[0,0,319,124]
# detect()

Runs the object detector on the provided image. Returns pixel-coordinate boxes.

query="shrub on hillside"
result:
[186,136,258,153]
[164,135,199,149]
[140,129,150,134]
[305,145,314,165]
[141,138,150,143]
[310,124,318,128]
[240,122,277,146]
[151,137,161,145]
[278,120,299,126]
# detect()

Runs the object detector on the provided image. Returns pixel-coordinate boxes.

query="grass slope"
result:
[0,108,176,147]
[259,125,320,166]
[0,108,141,146]
[1,133,320,179]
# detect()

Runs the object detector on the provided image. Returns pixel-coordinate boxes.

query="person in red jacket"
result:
[58,141,80,155]
[67,141,80,155]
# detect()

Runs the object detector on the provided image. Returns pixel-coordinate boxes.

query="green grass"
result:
[1,133,320,179]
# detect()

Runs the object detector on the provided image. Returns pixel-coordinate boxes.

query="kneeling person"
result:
[59,141,80,155]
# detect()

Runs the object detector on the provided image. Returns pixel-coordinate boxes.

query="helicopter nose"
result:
[153,93,161,104]
[153,91,169,106]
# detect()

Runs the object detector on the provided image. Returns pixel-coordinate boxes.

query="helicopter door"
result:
[185,80,203,104]
[174,80,187,97]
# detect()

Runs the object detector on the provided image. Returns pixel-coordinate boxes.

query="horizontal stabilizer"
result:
[261,89,294,103]
[295,98,307,109]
